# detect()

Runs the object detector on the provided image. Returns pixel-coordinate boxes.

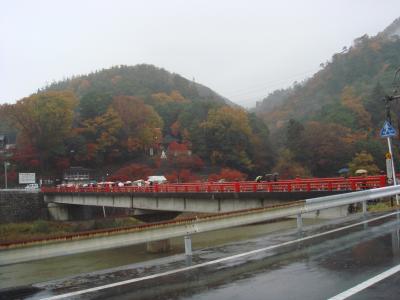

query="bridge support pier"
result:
[47,203,69,221]
[296,213,303,231]
[146,239,171,253]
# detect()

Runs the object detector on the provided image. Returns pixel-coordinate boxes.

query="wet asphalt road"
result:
[4,212,400,300]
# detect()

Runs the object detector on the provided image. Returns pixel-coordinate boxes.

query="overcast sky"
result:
[1,0,400,107]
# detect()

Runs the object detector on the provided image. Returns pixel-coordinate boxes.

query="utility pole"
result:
[382,68,400,205]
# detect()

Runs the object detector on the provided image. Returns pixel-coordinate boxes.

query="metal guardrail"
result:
[304,185,400,212]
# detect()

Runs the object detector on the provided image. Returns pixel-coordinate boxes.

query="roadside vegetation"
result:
[0,217,141,243]
[368,199,398,212]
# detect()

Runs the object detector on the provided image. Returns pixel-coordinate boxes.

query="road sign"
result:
[19,173,36,184]
[380,121,397,138]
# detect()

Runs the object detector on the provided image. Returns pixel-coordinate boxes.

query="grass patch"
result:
[368,200,395,212]
[0,217,141,243]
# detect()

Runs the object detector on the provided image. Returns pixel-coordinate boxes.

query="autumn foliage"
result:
[208,168,247,181]
[165,169,198,183]
[109,163,154,181]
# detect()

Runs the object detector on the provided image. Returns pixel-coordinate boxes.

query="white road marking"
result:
[328,263,400,300]
[40,211,399,300]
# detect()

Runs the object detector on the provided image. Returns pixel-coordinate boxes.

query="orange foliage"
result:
[55,158,70,171]
[168,141,188,153]
[167,154,204,171]
[170,121,180,136]
[112,163,154,181]
[340,86,372,130]
[208,168,247,181]
[29,159,40,168]
[165,169,198,183]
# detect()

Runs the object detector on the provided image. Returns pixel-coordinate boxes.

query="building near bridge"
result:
[63,167,92,185]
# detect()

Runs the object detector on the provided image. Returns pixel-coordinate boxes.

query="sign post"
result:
[380,120,399,205]
[4,162,10,189]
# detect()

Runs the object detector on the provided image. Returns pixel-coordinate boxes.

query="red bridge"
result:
[42,175,387,194]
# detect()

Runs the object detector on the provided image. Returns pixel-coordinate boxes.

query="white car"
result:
[25,183,39,190]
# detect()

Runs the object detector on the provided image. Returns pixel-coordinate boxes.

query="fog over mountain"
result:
[2,0,400,107]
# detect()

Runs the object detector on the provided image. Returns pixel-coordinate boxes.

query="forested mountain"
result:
[44,64,233,106]
[0,65,274,184]
[255,17,400,177]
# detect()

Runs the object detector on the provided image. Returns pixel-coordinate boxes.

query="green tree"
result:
[300,121,355,176]
[348,151,380,175]
[79,92,113,120]
[285,119,305,161]
[112,96,163,153]
[6,91,78,170]
[81,107,123,162]
[201,106,254,171]
[273,149,311,179]
[248,113,276,174]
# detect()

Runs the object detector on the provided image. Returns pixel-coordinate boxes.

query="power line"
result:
[224,67,320,106]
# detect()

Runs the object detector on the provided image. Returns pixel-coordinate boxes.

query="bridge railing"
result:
[41,175,387,194]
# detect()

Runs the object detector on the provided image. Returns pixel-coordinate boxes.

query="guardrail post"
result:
[184,235,192,256]
[296,213,302,231]
[362,200,367,214]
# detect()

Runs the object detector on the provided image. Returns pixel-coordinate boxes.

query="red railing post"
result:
[234,182,240,193]
[379,175,387,187]
[306,182,311,192]
[350,180,356,191]
[287,183,292,192]
[253,183,257,192]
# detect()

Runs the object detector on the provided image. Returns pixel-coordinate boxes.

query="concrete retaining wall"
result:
[0,191,132,223]
[0,191,47,223]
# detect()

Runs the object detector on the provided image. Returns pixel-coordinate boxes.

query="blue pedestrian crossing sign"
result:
[380,121,397,138]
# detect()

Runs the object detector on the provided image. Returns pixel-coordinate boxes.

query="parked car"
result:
[25,183,39,190]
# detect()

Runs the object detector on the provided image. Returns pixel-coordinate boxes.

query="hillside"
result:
[254,17,400,176]
[256,18,400,130]
[0,65,275,185]
[44,64,233,106]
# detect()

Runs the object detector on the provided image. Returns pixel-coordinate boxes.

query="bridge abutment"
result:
[48,203,70,221]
